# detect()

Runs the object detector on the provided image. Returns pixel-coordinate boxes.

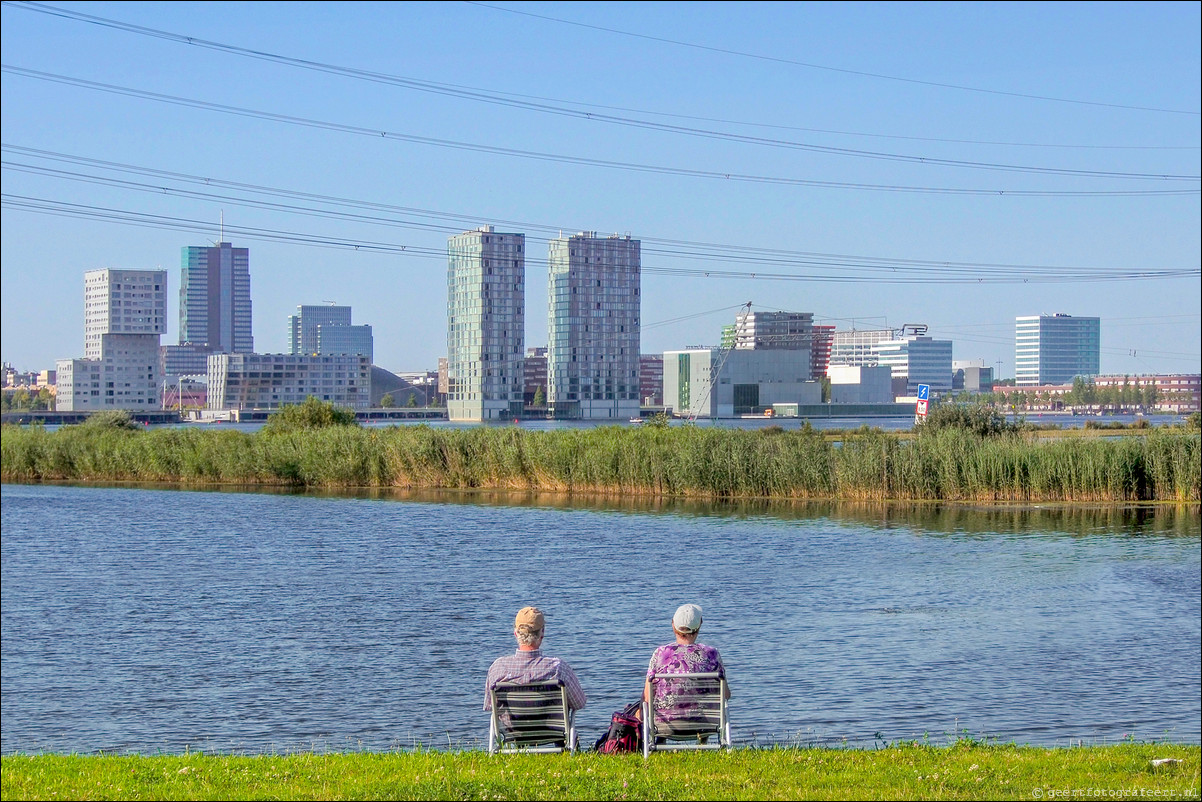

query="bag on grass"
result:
[592,700,642,754]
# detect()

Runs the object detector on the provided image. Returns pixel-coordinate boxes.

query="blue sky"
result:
[2,1,1199,378]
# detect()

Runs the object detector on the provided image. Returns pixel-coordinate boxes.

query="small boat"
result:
[629,417,644,424]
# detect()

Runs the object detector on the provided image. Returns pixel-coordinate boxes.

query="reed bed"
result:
[2,422,1198,502]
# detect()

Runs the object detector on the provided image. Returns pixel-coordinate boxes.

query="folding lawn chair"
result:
[641,671,731,758]
[487,681,578,754]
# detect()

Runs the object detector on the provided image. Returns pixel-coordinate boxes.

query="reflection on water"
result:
[1,483,1198,755]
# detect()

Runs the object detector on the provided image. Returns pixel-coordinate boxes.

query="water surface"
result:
[2,483,1198,754]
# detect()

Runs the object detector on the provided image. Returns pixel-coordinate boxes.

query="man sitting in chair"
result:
[484,606,587,714]
[643,603,730,733]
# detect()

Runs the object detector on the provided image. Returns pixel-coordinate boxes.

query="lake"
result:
[1,483,1198,754]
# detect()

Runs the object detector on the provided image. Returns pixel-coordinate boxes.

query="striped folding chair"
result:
[641,671,730,758]
[487,681,578,754]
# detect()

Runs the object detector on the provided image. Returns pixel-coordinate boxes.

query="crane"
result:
[687,301,753,423]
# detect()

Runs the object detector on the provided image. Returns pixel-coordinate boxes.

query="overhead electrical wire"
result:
[3,66,1197,198]
[5,144,1198,284]
[466,1,1202,117]
[5,192,1196,286]
[4,2,1198,163]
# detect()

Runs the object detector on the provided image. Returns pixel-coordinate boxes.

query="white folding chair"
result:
[487,681,578,754]
[641,671,730,758]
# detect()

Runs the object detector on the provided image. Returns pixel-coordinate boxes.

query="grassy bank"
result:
[2,744,1198,800]
[2,419,1199,502]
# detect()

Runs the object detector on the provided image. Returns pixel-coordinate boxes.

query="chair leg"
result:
[642,702,651,758]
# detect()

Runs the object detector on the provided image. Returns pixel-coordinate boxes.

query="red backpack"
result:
[592,701,643,754]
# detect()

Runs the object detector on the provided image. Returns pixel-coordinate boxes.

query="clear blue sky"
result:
[2,1,1199,378]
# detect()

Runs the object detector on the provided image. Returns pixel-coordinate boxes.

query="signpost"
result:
[915,384,931,423]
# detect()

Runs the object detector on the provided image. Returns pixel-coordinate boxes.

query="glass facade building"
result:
[547,233,641,419]
[179,242,253,354]
[288,304,373,363]
[1014,314,1101,386]
[874,335,954,396]
[446,226,525,421]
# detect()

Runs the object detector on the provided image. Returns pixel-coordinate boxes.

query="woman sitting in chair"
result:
[643,603,731,731]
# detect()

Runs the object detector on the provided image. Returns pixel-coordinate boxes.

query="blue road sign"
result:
[917,384,930,400]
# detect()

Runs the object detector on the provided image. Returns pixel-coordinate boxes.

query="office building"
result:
[828,365,894,404]
[734,310,814,356]
[663,348,818,418]
[288,304,373,363]
[524,346,548,406]
[547,232,641,419]
[207,353,371,410]
[829,329,894,368]
[640,354,664,407]
[952,360,995,393]
[446,226,525,421]
[1015,314,1100,387]
[811,324,835,379]
[57,268,166,411]
[874,335,953,397]
[179,241,253,354]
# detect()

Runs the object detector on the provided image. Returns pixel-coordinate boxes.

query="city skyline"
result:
[2,2,1198,378]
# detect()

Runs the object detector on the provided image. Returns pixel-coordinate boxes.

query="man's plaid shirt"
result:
[483,649,587,711]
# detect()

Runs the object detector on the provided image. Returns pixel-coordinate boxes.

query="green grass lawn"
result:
[2,743,1198,800]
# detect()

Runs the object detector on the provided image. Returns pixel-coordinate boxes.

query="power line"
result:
[9,1,1195,153]
[3,66,1198,198]
[466,1,1202,117]
[5,145,1197,283]
[5,193,1197,286]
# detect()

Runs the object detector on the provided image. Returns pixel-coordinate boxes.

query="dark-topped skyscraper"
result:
[179,241,253,354]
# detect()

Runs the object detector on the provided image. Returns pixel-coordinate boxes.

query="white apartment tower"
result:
[446,226,526,422]
[547,232,641,419]
[57,268,167,410]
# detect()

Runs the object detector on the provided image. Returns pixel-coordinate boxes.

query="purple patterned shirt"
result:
[484,649,587,711]
[646,643,727,720]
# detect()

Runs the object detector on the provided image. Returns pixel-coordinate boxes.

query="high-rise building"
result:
[57,268,167,410]
[1015,314,1100,387]
[446,226,526,421]
[179,242,253,354]
[288,304,373,363]
[547,232,641,419]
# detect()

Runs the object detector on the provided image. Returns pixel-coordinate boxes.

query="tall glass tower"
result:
[446,226,525,421]
[1015,314,1101,386]
[179,242,253,354]
[547,232,641,419]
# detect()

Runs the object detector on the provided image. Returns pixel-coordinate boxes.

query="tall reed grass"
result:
[3,423,1198,502]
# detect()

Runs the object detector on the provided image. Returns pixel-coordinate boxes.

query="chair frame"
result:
[487,681,578,754]
[641,671,731,758]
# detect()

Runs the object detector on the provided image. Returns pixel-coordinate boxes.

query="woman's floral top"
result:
[646,643,726,721]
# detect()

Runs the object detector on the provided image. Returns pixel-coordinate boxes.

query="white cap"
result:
[672,603,703,634]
